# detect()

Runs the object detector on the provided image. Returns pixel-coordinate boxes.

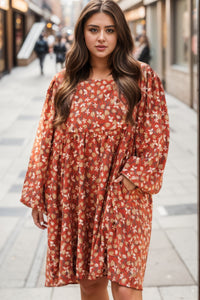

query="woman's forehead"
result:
[85,12,115,26]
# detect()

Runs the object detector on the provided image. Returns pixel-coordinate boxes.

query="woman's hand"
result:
[115,174,136,191]
[32,208,47,230]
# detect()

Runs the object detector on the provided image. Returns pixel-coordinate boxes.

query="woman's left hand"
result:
[32,208,47,230]
[115,175,136,191]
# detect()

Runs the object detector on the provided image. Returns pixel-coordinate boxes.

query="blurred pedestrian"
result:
[134,34,151,65]
[20,1,169,300]
[53,34,67,70]
[34,34,49,75]
[66,35,73,51]
[47,34,55,59]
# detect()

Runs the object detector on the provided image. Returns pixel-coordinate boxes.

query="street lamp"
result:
[46,22,52,29]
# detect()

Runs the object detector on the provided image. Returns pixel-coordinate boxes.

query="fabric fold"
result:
[121,66,169,194]
[20,75,58,212]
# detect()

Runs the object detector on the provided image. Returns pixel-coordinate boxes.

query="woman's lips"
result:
[96,45,107,51]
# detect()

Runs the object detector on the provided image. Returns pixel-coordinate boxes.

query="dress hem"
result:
[45,274,143,291]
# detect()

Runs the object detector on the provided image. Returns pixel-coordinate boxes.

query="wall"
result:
[165,0,191,106]
[166,67,190,105]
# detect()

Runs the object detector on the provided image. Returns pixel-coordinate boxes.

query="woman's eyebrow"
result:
[105,25,116,28]
[87,24,116,28]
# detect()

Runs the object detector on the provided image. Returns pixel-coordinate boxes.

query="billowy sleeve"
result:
[20,76,58,212]
[121,64,170,194]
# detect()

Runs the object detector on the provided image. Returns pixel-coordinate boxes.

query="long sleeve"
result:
[121,64,170,194]
[20,76,58,212]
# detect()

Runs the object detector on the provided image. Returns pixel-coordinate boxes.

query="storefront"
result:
[119,1,146,40]
[0,0,9,76]
[27,0,44,32]
[144,1,159,72]
[143,0,166,84]
[124,6,146,39]
[165,0,198,108]
[119,0,198,109]
[191,0,198,109]
[12,0,28,66]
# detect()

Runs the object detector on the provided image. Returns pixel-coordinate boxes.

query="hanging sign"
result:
[125,7,145,22]
[143,0,157,5]
[0,0,9,10]
[119,0,142,11]
[12,0,28,12]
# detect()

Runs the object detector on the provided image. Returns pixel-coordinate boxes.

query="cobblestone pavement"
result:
[0,56,198,300]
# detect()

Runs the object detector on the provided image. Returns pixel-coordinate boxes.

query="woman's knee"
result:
[80,278,108,296]
[111,282,142,300]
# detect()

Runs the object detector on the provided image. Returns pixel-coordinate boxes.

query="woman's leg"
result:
[111,281,143,300]
[79,278,109,300]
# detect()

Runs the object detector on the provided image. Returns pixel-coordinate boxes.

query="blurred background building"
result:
[0,0,198,110]
[0,0,60,73]
[117,0,198,110]
[0,0,90,75]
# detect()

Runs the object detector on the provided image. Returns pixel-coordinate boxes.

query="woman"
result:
[20,0,169,299]
[134,34,151,65]
[53,34,67,70]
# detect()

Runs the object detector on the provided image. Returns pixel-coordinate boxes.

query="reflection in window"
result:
[173,0,189,67]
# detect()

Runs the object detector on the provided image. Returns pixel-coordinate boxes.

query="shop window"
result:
[192,0,198,109]
[173,0,189,67]
[13,12,25,66]
[146,3,157,71]
[192,0,197,65]
[0,10,6,74]
[15,13,24,55]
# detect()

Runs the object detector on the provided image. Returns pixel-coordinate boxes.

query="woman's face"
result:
[84,12,117,61]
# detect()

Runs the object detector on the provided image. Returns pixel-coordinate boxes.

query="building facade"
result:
[119,0,198,109]
[164,0,198,109]
[0,0,63,77]
[0,0,43,76]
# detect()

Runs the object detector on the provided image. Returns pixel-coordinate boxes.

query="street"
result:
[0,55,198,300]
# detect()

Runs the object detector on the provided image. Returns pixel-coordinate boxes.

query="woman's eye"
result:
[106,29,115,33]
[89,28,98,33]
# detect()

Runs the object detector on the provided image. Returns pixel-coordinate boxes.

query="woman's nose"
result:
[98,30,105,41]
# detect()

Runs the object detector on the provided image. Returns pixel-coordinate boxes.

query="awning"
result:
[17,22,45,60]
[119,0,143,11]
[28,2,44,16]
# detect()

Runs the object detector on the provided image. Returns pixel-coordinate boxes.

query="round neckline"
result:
[81,78,115,84]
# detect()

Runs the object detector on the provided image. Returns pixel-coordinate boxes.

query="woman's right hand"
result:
[115,175,136,191]
[32,208,47,230]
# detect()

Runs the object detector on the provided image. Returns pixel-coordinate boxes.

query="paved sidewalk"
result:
[0,56,198,300]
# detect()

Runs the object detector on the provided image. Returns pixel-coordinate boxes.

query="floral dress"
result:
[20,63,169,290]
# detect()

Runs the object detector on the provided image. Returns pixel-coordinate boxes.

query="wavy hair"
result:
[54,0,141,127]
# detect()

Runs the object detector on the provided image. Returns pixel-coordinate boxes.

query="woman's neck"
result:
[89,57,112,80]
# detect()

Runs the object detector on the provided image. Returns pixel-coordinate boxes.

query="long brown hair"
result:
[54,0,141,127]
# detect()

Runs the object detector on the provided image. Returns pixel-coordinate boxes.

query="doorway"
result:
[13,11,25,66]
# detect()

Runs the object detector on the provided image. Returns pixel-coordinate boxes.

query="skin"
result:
[84,12,117,80]
[32,12,140,300]
[32,209,47,230]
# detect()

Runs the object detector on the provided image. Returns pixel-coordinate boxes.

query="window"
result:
[0,10,6,73]
[173,0,189,67]
[192,0,197,65]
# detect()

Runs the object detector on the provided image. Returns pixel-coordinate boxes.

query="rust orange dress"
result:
[20,63,169,290]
